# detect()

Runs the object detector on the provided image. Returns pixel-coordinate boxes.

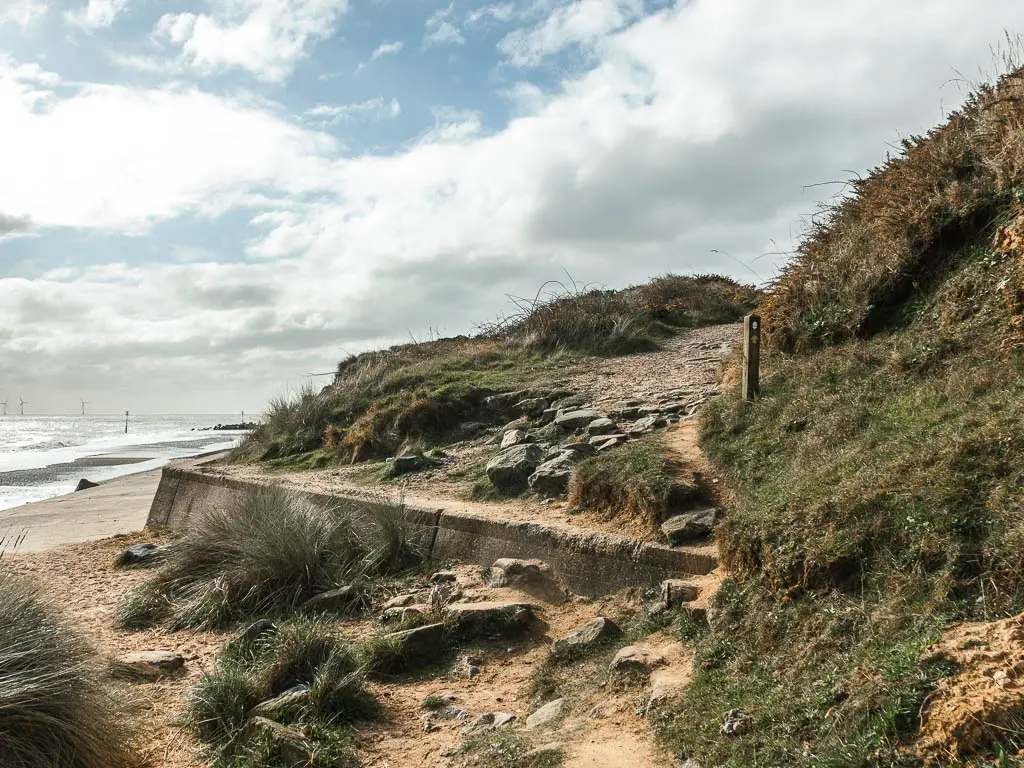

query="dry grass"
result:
[765,66,1024,354]
[0,569,135,768]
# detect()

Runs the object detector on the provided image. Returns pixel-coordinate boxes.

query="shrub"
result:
[0,570,134,768]
[117,486,421,630]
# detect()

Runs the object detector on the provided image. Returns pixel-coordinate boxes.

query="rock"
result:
[553,617,621,654]
[526,698,565,729]
[301,585,357,615]
[486,444,545,493]
[661,579,700,607]
[661,508,718,544]
[111,651,185,681]
[446,601,536,635]
[253,684,311,716]
[554,409,604,430]
[611,406,640,420]
[377,623,445,667]
[638,406,664,416]
[559,441,596,457]
[514,398,549,417]
[587,417,617,436]
[485,391,530,410]
[385,452,429,477]
[487,558,567,603]
[244,717,314,767]
[721,708,749,736]
[552,394,588,410]
[539,407,559,425]
[597,436,626,451]
[461,712,517,736]
[117,543,160,566]
[75,478,99,491]
[500,429,531,450]
[430,570,458,584]
[627,414,667,435]
[234,619,278,647]
[528,452,579,499]
[659,402,686,415]
[609,646,663,678]
[382,594,417,610]
[500,417,532,434]
[589,433,625,446]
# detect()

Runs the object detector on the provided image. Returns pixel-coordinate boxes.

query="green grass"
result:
[567,438,708,530]
[667,231,1024,766]
[458,730,564,768]
[188,616,370,768]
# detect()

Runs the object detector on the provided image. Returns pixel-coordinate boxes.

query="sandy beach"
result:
[0,470,161,553]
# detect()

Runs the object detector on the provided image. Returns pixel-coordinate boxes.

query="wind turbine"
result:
[18,397,28,416]
[80,398,89,416]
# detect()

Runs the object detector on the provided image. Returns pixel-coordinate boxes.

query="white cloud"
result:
[0,0,49,30]
[6,0,1024,411]
[500,0,643,66]
[371,40,403,60]
[305,97,401,125]
[424,2,465,46]
[467,2,515,24]
[65,0,128,30]
[152,0,349,82]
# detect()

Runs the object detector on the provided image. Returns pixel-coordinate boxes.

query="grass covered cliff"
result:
[655,67,1024,766]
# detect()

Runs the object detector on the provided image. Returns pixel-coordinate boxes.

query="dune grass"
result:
[116,486,423,631]
[0,570,135,768]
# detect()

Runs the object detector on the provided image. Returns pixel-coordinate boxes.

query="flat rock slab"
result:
[253,684,311,716]
[661,508,717,544]
[117,542,161,566]
[609,645,665,678]
[383,622,445,661]
[661,579,700,607]
[301,585,356,615]
[554,409,605,430]
[487,558,568,604]
[553,616,621,654]
[111,651,185,681]
[446,600,537,635]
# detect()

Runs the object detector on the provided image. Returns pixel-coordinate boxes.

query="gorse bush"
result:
[116,486,422,630]
[241,273,759,463]
[0,570,134,768]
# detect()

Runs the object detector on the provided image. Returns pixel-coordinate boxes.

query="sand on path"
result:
[0,470,160,553]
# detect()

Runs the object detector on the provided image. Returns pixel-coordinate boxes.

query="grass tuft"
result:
[0,569,135,768]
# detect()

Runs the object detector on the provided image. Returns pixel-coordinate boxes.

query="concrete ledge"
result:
[146,460,717,597]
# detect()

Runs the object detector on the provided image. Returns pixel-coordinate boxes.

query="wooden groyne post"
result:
[742,314,761,401]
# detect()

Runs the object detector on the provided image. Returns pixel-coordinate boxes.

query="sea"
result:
[0,414,248,511]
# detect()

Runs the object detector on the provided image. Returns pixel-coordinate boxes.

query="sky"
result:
[1,1,1023,415]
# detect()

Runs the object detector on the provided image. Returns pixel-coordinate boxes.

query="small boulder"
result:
[554,409,604,430]
[253,684,311,716]
[381,604,428,624]
[430,570,458,584]
[75,478,99,491]
[233,619,278,647]
[559,441,596,457]
[721,708,750,737]
[589,433,625,446]
[552,617,621,654]
[597,436,626,451]
[661,579,699,608]
[627,414,667,435]
[487,559,567,603]
[111,651,185,681]
[486,444,545,493]
[587,417,617,436]
[527,452,578,499]
[526,698,564,729]
[552,394,588,410]
[462,712,517,736]
[500,417,532,433]
[661,508,717,544]
[612,406,640,420]
[383,622,445,662]
[244,717,314,768]
[117,543,160,567]
[301,585,357,615]
[385,452,429,477]
[500,429,530,450]
[446,601,536,636]
[609,646,663,678]
[382,594,417,610]
[539,407,559,425]
[514,398,549,417]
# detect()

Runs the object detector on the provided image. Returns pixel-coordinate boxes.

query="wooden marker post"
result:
[742,314,761,401]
